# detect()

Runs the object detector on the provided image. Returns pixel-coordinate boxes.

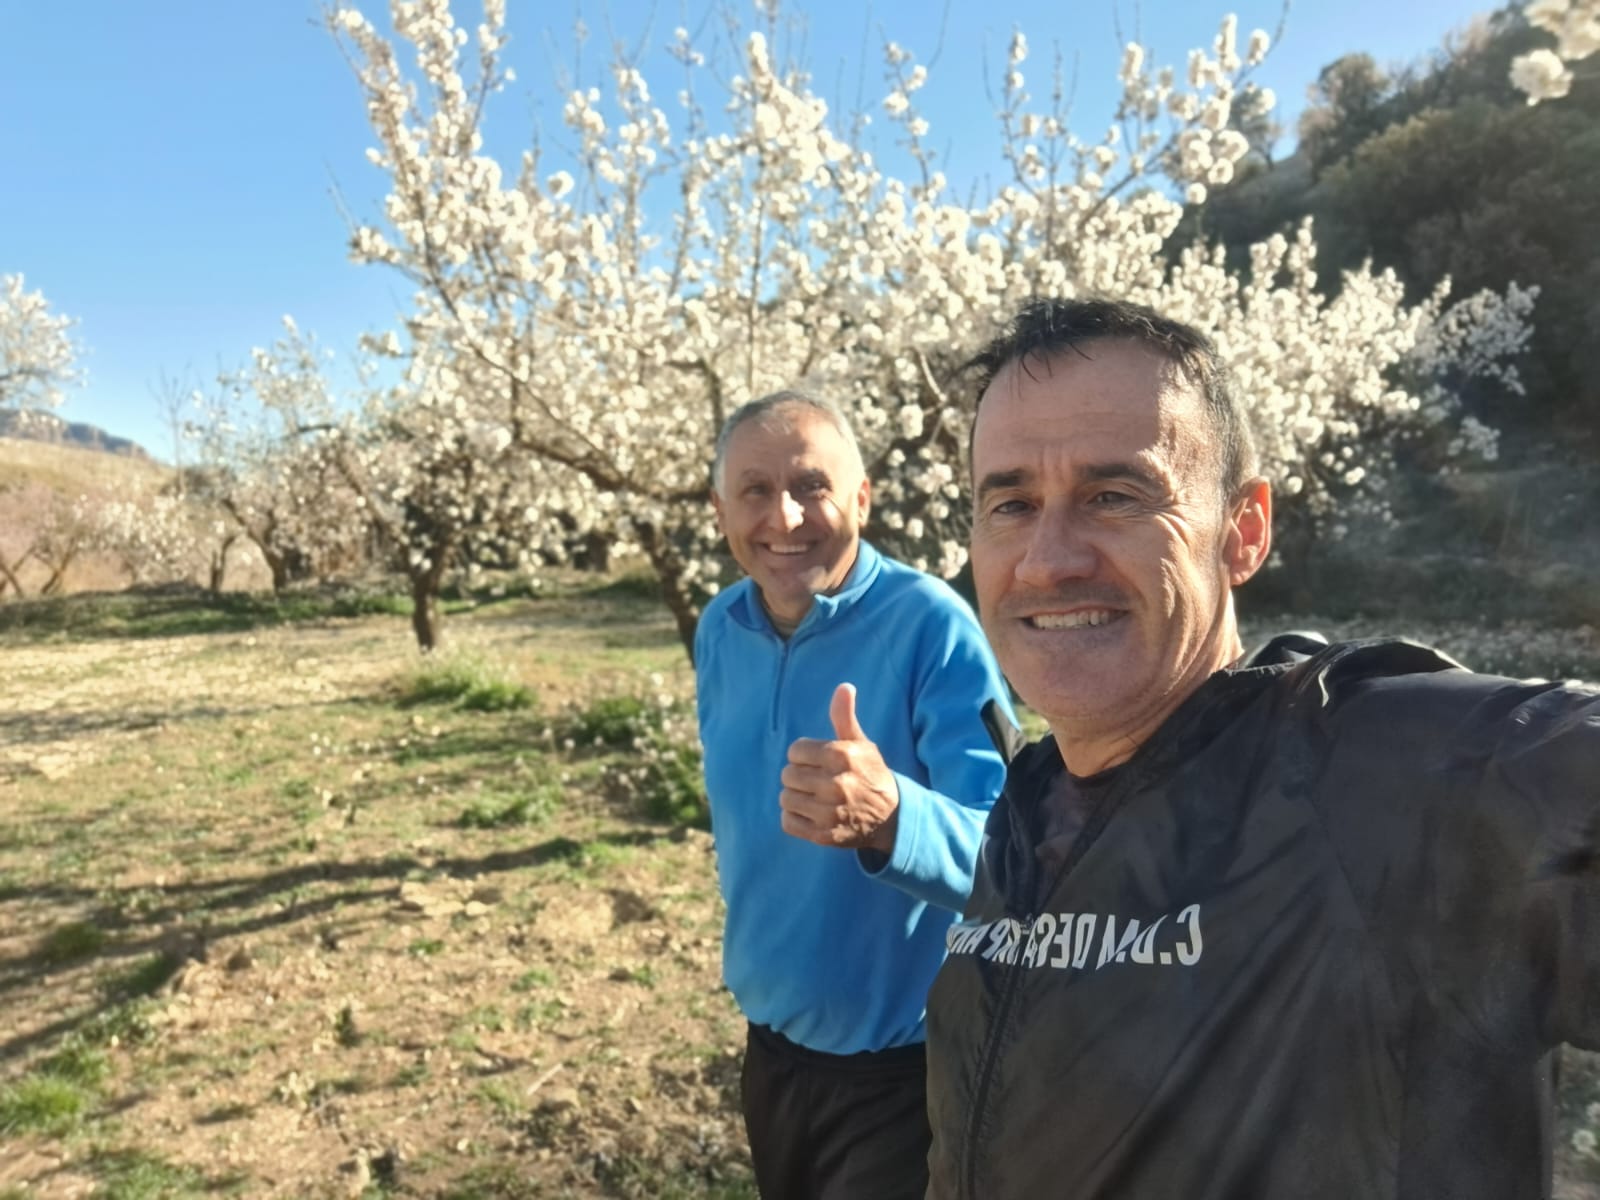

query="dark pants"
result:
[740,1022,931,1200]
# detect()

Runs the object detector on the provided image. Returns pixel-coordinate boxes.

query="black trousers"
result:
[740,1022,931,1200]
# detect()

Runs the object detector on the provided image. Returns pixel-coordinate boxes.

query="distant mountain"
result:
[0,408,157,462]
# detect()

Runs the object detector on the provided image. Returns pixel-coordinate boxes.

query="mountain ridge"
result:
[0,408,158,463]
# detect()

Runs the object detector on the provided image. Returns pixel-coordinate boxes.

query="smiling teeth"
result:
[768,544,809,555]
[1031,610,1117,629]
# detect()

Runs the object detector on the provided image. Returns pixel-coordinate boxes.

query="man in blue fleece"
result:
[694,390,1014,1199]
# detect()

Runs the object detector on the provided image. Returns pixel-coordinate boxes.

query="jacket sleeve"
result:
[856,598,1017,913]
[1337,671,1600,1052]
[1491,682,1600,1050]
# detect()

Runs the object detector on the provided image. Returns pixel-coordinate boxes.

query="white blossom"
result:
[0,274,83,409]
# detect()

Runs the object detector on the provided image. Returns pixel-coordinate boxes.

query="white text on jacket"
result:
[944,905,1203,969]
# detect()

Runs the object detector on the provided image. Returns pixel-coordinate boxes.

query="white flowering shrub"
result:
[196,324,375,592]
[0,274,82,410]
[90,492,252,591]
[328,0,1534,655]
[1511,0,1598,103]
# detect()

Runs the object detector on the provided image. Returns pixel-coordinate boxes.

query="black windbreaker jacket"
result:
[926,636,1600,1200]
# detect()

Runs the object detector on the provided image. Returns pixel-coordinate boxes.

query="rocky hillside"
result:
[0,408,157,462]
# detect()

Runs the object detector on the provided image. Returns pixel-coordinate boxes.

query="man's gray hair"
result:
[711,389,866,493]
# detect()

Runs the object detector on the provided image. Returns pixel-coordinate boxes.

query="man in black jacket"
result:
[925,296,1600,1200]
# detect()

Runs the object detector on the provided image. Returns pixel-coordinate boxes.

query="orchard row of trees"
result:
[2,0,1588,653]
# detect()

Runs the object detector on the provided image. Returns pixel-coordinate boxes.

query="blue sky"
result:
[2,0,1499,459]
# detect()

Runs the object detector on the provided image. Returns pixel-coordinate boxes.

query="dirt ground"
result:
[0,593,752,1198]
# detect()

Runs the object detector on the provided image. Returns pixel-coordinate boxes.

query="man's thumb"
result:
[830,682,867,741]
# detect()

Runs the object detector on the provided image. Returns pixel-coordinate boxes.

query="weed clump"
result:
[399,651,535,712]
[36,919,106,965]
[458,784,561,829]
[559,689,707,828]
[0,1074,90,1135]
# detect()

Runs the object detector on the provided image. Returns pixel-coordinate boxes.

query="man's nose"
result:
[1014,504,1096,587]
[776,491,805,532]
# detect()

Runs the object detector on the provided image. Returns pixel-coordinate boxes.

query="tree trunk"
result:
[209,535,238,595]
[0,550,26,598]
[257,544,291,593]
[40,550,76,596]
[637,524,701,663]
[581,530,611,573]
[408,554,451,651]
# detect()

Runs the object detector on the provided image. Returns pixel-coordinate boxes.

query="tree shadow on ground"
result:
[0,825,681,1065]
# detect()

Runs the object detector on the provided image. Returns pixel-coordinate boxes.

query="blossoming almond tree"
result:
[329,0,1536,659]
[0,274,82,412]
[196,322,375,592]
[1511,0,1598,103]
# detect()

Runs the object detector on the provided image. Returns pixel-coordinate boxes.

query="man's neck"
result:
[760,595,805,639]
[1050,631,1245,777]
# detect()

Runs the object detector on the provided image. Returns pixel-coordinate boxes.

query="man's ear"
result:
[1223,477,1272,586]
[856,474,872,523]
[711,489,728,537]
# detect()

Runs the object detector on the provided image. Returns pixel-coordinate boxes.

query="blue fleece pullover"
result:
[694,540,1013,1055]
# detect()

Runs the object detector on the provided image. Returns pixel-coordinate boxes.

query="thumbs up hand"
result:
[781,683,901,853]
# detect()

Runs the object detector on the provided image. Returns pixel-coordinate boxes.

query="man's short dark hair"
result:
[965,297,1258,499]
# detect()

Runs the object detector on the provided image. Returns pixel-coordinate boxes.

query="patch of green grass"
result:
[280,777,314,800]
[457,785,560,829]
[476,1080,522,1123]
[514,999,567,1031]
[83,998,158,1047]
[87,1147,219,1199]
[437,1161,547,1199]
[577,840,633,870]
[0,1073,91,1135]
[394,1061,430,1088]
[465,1005,507,1033]
[40,1039,111,1087]
[591,1153,758,1199]
[569,695,648,746]
[408,938,446,957]
[0,586,415,642]
[399,653,535,712]
[334,1003,362,1048]
[104,951,182,1001]
[36,919,107,965]
[580,569,664,603]
[511,967,554,992]
[632,731,708,829]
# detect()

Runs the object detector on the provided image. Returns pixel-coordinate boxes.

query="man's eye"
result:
[743,484,770,498]
[1089,490,1135,506]
[988,498,1031,517]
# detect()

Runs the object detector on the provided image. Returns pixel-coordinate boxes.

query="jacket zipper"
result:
[961,904,1033,1200]
[959,750,1140,1200]
[769,636,790,733]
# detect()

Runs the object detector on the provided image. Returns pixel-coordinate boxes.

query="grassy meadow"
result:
[1,576,1598,1198]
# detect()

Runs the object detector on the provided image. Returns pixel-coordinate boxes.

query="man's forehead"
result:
[728,408,847,458]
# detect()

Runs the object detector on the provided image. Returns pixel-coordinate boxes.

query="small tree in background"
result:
[0,274,82,414]
[195,323,375,592]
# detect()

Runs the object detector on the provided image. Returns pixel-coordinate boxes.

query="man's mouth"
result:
[763,543,812,557]
[1027,609,1123,630]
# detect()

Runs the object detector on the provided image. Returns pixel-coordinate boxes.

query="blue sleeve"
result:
[857,595,1015,913]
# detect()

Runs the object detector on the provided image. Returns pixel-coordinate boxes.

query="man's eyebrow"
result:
[1082,462,1165,490]
[975,468,1028,501]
